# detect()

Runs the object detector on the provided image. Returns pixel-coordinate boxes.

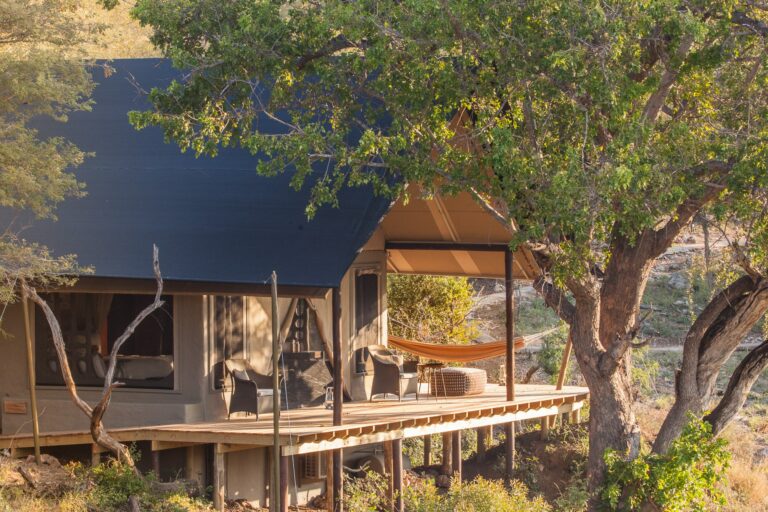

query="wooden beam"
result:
[213,444,226,512]
[151,440,198,452]
[423,435,431,467]
[385,242,510,252]
[392,438,404,512]
[451,430,461,481]
[216,443,258,454]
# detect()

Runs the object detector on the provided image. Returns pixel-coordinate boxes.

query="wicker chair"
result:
[224,359,279,419]
[368,345,419,401]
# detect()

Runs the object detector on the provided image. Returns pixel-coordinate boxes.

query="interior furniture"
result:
[368,345,419,401]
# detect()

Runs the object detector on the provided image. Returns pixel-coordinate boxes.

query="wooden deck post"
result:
[476,427,487,463]
[21,289,41,464]
[570,408,581,424]
[392,438,404,512]
[451,430,462,482]
[384,441,394,510]
[441,432,452,475]
[504,249,516,480]
[152,450,161,478]
[280,455,289,512]
[504,423,515,480]
[423,435,431,467]
[332,287,343,512]
[213,444,226,512]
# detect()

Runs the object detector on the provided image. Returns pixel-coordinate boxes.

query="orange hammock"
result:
[387,335,527,363]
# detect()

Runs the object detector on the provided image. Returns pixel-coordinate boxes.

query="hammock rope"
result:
[387,327,560,363]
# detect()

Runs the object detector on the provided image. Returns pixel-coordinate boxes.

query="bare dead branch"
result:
[23,246,164,469]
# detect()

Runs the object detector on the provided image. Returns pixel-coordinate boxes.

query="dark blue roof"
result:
[10,59,391,289]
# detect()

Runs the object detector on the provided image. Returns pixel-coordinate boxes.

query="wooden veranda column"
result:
[21,289,41,464]
[504,249,516,478]
[331,287,343,512]
[392,439,404,512]
[271,273,282,512]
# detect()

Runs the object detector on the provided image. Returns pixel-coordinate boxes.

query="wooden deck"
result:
[0,384,588,455]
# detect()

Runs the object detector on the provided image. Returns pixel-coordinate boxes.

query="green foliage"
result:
[403,476,551,512]
[602,418,730,511]
[88,460,149,511]
[131,0,768,280]
[344,470,389,512]
[632,347,660,399]
[388,275,478,344]
[0,1,100,302]
[536,325,570,383]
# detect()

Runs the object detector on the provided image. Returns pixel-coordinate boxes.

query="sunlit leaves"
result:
[131,0,768,276]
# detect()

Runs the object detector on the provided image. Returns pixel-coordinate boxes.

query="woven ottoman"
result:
[430,367,487,397]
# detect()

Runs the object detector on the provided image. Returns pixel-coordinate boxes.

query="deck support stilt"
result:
[213,444,226,512]
[451,430,461,482]
[152,450,160,478]
[384,440,394,509]
[325,451,334,510]
[332,449,343,512]
[504,423,515,480]
[423,435,431,467]
[392,438,403,512]
[476,427,487,463]
[441,432,452,476]
[570,408,581,424]
[280,455,289,512]
[540,417,550,440]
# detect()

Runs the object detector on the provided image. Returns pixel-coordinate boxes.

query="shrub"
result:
[344,470,389,511]
[403,476,551,512]
[602,418,730,511]
[388,275,478,345]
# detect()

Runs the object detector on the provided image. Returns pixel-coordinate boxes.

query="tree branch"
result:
[533,276,575,325]
[704,341,768,435]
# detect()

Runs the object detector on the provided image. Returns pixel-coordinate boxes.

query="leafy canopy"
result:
[0,0,99,301]
[131,1,768,279]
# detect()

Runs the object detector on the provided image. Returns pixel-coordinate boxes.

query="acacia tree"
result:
[130,0,768,497]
